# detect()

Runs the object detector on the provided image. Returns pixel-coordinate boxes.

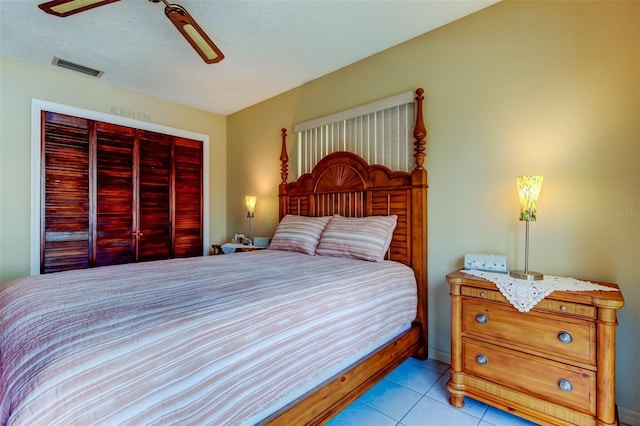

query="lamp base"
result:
[509,270,544,281]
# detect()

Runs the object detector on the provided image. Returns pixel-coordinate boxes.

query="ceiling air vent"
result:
[52,57,103,77]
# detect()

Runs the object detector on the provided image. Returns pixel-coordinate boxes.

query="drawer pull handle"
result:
[475,313,488,324]
[558,379,573,392]
[557,331,573,344]
[479,291,487,297]
[560,304,567,311]
[476,354,488,365]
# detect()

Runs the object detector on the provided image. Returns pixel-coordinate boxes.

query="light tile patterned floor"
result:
[326,357,541,426]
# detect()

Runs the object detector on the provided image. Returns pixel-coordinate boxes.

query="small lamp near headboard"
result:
[245,195,257,245]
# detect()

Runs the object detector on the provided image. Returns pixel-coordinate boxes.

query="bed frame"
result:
[264,88,428,425]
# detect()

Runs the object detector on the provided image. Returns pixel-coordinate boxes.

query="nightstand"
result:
[446,270,624,426]
[216,243,266,254]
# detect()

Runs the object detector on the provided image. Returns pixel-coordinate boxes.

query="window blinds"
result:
[294,91,416,176]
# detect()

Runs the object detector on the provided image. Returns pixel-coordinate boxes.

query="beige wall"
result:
[0,56,228,282]
[227,0,639,418]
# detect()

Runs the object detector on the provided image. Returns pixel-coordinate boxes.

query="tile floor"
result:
[327,357,629,426]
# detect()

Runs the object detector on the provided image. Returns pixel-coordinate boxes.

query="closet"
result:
[41,111,203,274]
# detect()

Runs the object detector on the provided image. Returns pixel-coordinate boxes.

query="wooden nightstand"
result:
[212,243,266,254]
[446,270,624,426]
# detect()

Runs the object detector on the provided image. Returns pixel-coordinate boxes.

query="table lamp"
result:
[510,176,544,280]
[245,195,256,245]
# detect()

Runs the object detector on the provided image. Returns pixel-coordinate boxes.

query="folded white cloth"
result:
[462,269,618,312]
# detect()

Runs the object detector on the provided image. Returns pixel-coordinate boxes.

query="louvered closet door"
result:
[174,137,203,257]
[41,112,91,273]
[95,122,136,266]
[137,130,172,261]
[41,111,204,273]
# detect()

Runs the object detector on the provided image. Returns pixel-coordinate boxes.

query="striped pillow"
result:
[315,214,398,262]
[267,215,331,255]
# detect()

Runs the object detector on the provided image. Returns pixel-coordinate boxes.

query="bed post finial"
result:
[413,88,427,170]
[280,128,289,185]
[279,128,289,220]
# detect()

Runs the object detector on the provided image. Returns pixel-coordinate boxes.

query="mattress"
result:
[0,250,417,425]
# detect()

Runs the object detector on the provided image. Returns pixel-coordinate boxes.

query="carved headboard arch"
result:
[314,159,365,193]
[278,88,427,269]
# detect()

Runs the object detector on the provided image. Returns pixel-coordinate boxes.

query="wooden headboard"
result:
[277,88,428,357]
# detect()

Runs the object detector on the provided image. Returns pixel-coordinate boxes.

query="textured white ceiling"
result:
[0,0,499,115]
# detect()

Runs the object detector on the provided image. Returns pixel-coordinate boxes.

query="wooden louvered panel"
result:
[287,196,310,216]
[173,137,203,258]
[41,112,91,273]
[41,112,205,273]
[95,122,136,266]
[137,130,172,261]
[372,190,410,264]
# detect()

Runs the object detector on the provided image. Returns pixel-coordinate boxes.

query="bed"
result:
[0,88,428,425]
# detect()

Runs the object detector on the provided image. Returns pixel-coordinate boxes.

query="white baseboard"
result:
[618,406,639,426]
[428,347,451,365]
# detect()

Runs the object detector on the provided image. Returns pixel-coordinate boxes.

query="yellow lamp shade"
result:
[245,195,256,218]
[516,176,543,222]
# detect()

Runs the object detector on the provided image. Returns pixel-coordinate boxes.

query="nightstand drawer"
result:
[461,286,596,319]
[462,299,596,366]
[463,338,596,415]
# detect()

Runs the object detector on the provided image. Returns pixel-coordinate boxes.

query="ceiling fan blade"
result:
[163,3,224,64]
[38,0,121,17]
[38,0,224,65]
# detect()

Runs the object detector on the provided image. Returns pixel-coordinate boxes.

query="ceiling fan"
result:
[37,0,224,64]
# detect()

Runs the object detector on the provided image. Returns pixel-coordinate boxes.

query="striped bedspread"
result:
[0,250,417,425]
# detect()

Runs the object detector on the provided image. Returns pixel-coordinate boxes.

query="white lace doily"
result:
[462,269,619,312]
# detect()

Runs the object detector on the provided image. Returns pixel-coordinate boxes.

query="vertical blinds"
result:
[294,91,416,176]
